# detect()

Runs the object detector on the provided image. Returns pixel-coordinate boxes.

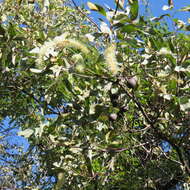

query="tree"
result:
[0,118,48,189]
[0,0,190,189]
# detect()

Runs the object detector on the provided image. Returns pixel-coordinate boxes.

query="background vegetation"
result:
[0,0,190,189]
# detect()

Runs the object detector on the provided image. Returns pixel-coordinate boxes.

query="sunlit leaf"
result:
[180,99,190,111]
[157,47,172,55]
[18,129,34,138]
[129,0,138,21]
[85,33,95,42]
[30,68,43,73]
[115,0,125,9]
[174,66,186,72]
[29,47,40,54]
[178,5,190,12]
[70,147,82,154]
[150,14,170,21]
[100,22,112,36]
[87,1,106,16]
[1,0,190,188]
[120,24,138,33]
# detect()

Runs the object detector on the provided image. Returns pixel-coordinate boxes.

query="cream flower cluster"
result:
[31,33,90,65]
[104,43,119,75]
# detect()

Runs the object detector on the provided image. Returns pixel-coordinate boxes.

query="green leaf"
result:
[0,25,6,36]
[167,79,177,92]
[8,24,17,39]
[179,97,190,111]
[185,25,190,31]
[168,0,174,7]
[178,5,190,12]
[121,24,138,33]
[151,14,170,22]
[129,0,139,21]
[87,1,106,16]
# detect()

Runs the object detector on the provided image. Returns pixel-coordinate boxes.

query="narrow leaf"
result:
[185,25,190,31]
[129,0,138,21]
[168,0,174,7]
[18,129,34,138]
[151,14,170,22]
[121,24,138,33]
[115,0,125,9]
[30,68,43,73]
[0,25,5,35]
[178,5,190,12]
[87,1,106,16]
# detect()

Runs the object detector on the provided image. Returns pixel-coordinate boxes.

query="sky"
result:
[75,0,190,26]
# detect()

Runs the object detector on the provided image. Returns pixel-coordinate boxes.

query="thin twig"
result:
[70,0,101,32]
[21,89,60,115]
[113,0,120,19]
[118,81,152,124]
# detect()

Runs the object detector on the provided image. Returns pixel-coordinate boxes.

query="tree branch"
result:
[118,81,152,124]
[70,0,101,32]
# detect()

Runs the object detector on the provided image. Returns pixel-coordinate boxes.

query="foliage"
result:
[0,118,52,189]
[0,0,190,189]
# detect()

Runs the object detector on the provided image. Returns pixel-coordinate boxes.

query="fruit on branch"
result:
[127,76,138,89]
[109,113,118,121]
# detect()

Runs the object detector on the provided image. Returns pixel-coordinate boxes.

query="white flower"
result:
[36,32,89,65]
